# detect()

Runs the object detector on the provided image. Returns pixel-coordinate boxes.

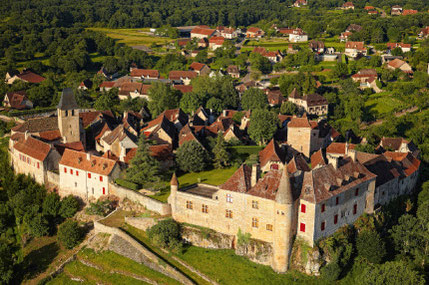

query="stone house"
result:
[391,5,402,15]
[5,68,45,84]
[246,27,264,38]
[59,149,120,200]
[208,36,225,50]
[288,88,328,116]
[345,41,367,58]
[378,137,419,157]
[386,43,411,53]
[309,40,325,53]
[100,124,138,161]
[287,117,319,159]
[9,133,61,185]
[189,62,211,76]
[3,91,33,110]
[387,58,413,74]
[141,114,177,147]
[130,69,160,80]
[190,26,215,39]
[117,82,151,100]
[169,71,198,85]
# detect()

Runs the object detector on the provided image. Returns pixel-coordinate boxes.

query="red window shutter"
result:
[334,214,338,224]
[321,222,325,231]
[70,169,73,175]
[353,204,357,215]
[88,173,91,178]
[76,171,79,176]
[300,223,306,232]
[336,197,339,205]
[321,204,326,213]
[102,187,105,195]
[64,167,67,173]
[271,164,279,170]
[301,204,306,213]
[37,162,40,169]
[100,176,103,182]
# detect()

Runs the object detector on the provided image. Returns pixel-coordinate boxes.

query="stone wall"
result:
[181,225,234,249]
[47,171,59,186]
[124,217,161,231]
[109,182,171,216]
[236,238,273,266]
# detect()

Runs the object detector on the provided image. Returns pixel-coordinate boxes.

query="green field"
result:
[364,92,408,118]
[88,28,175,47]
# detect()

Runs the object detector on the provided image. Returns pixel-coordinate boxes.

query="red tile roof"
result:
[247,27,262,34]
[310,149,326,168]
[326,142,356,155]
[402,9,418,15]
[37,130,62,141]
[287,117,311,128]
[209,36,225,45]
[189,62,207,72]
[220,164,252,193]
[259,139,284,168]
[191,27,215,36]
[345,41,366,51]
[169,71,197,80]
[16,70,45,83]
[173,85,193,93]
[130,69,159,78]
[14,136,52,161]
[386,43,411,49]
[59,149,118,176]
[99,81,116,88]
[4,91,29,109]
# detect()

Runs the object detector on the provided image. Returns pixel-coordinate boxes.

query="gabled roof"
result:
[191,27,215,36]
[169,71,197,80]
[288,117,311,128]
[345,41,366,51]
[259,139,284,168]
[209,36,225,45]
[4,91,30,109]
[383,151,420,177]
[189,62,207,72]
[387,58,407,69]
[16,69,45,83]
[220,164,252,193]
[57,88,79,110]
[59,149,117,176]
[130,69,159,78]
[13,135,52,161]
[326,142,356,155]
[303,93,328,106]
[12,117,59,133]
[102,124,137,146]
[247,27,262,34]
[163,108,188,126]
[311,149,326,168]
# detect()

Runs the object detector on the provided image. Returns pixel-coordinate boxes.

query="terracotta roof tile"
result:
[14,136,52,161]
[220,164,252,193]
[16,69,45,83]
[12,117,59,133]
[326,142,356,155]
[130,69,159,78]
[169,71,197,80]
[59,149,117,176]
[259,139,284,168]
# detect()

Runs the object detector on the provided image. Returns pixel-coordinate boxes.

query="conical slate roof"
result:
[57,88,79,110]
[276,166,293,204]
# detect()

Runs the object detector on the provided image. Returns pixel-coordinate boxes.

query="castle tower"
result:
[272,167,294,272]
[57,88,80,143]
[168,173,179,214]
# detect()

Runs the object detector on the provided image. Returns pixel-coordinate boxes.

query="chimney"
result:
[327,154,339,170]
[349,149,357,162]
[86,152,91,161]
[123,111,128,120]
[222,110,227,117]
[119,147,126,162]
[251,164,260,187]
[24,130,29,140]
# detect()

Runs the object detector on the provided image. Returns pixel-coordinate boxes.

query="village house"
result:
[3,91,33,110]
[5,69,46,85]
[226,65,240,78]
[309,40,325,53]
[190,26,215,39]
[386,43,411,53]
[345,41,367,58]
[78,79,93,90]
[189,62,211,76]
[246,27,265,38]
[99,81,116,92]
[286,117,319,159]
[117,82,151,100]
[378,137,420,157]
[9,133,61,185]
[341,2,355,10]
[279,28,308,43]
[169,71,197,85]
[288,88,329,116]
[387,58,413,73]
[351,69,382,93]
[418,26,429,39]
[98,124,138,160]
[141,113,178,147]
[130,69,160,80]
[253,47,283,63]
[209,36,225,50]
[59,149,120,200]
[293,0,307,7]
[265,88,286,106]
[339,32,353,42]
[391,5,402,15]
[216,26,239,39]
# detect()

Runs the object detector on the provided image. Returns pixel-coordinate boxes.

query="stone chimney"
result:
[251,164,260,187]
[86,152,91,161]
[24,131,29,140]
[349,149,357,162]
[327,154,339,170]
[222,110,227,117]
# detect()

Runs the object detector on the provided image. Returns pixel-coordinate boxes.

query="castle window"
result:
[266,224,273,231]
[64,167,67,173]
[355,188,359,196]
[321,203,326,213]
[252,218,259,228]
[321,221,325,231]
[202,204,208,213]
[88,173,91,178]
[301,204,306,213]
[102,187,106,195]
[252,201,259,209]
[100,176,103,182]
[186,201,193,209]
[300,223,306,232]
[335,197,339,205]
[334,214,338,224]
[65,110,68,116]
[225,210,233,218]
[353,204,357,215]
[70,169,73,175]
[226,194,233,203]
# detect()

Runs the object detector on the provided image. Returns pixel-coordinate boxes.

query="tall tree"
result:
[248,109,279,145]
[212,132,230,169]
[241,88,268,110]
[176,141,210,172]
[148,82,181,118]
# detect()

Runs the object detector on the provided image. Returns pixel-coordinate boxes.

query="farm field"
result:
[88,28,175,47]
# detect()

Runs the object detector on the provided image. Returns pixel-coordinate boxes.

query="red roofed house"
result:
[141,113,178,146]
[130,69,160,80]
[216,26,239,39]
[246,27,265,38]
[99,81,116,91]
[189,62,211,76]
[226,65,240,78]
[169,71,197,85]
[341,2,355,10]
[383,151,420,195]
[9,133,61,185]
[345,41,367,58]
[59,149,120,200]
[339,31,353,42]
[191,26,216,39]
[293,0,307,7]
[402,9,418,16]
[253,47,283,63]
[6,69,46,85]
[288,88,329,116]
[209,36,225,50]
[418,26,429,39]
[387,58,413,73]
[351,69,382,93]
[391,5,402,15]
[117,82,152,100]
[386,42,411,53]
[259,139,285,172]
[378,137,420,157]
[3,91,33,110]
[265,88,286,106]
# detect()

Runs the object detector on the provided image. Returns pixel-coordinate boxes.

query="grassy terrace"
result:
[87,28,175,47]
[364,92,408,117]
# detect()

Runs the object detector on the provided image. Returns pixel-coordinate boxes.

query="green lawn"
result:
[87,28,174,47]
[364,92,407,118]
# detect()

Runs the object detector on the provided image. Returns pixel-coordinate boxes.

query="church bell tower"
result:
[57,88,81,143]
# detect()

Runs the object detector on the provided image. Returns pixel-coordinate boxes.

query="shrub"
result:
[147,219,182,252]
[176,141,210,172]
[115,178,140,190]
[356,230,386,264]
[58,220,81,249]
[59,195,80,218]
[320,259,342,281]
[29,213,49,237]
[42,192,61,218]
[85,200,113,216]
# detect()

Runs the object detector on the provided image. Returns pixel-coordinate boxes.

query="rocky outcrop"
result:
[236,239,273,265]
[290,238,323,276]
[181,225,233,249]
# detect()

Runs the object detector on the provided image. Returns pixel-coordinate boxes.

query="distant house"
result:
[197,38,209,48]
[3,91,33,110]
[190,26,216,39]
[246,27,264,38]
[169,71,198,85]
[345,41,367,58]
[226,65,240,78]
[253,47,283,63]
[387,58,413,74]
[309,40,325,53]
[339,32,353,42]
[288,88,329,116]
[364,6,375,10]
[265,88,286,106]
[293,0,307,7]
[402,9,418,16]
[341,2,355,10]
[216,26,239,39]
[391,5,402,15]
[279,28,308,42]
[418,26,429,39]
[208,36,225,50]
[345,24,362,33]
[368,10,378,15]
[386,43,411,53]
[5,69,45,85]
[117,82,151,100]
[99,81,116,92]
[78,79,93,90]
[130,69,160,80]
[351,69,382,93]
[378,137,420,158]
[189,62,211,76]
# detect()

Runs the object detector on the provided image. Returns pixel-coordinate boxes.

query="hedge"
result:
[115,178,140,191]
